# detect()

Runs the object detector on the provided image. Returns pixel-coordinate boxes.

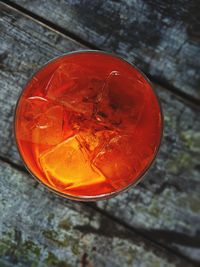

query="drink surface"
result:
[15,51,162,199]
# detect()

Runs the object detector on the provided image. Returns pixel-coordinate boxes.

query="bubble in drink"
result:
[15,51,163,200]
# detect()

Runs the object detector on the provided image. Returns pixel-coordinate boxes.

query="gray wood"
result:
[10,0,200,101]
[0,3,200,264]
[1,160,191,267]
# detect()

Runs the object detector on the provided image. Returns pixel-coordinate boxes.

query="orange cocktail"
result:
[15,51,163,200]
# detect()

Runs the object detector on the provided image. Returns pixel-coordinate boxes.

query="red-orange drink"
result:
[15,51,163,200]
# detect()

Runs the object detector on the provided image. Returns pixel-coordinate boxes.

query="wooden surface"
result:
[0,160,193,267]
[0,2,200,266]
[10,0,200,101]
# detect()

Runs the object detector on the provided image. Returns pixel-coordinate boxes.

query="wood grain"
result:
[0,3,200,264]
[1,160,191,267]
[9,0,200,101]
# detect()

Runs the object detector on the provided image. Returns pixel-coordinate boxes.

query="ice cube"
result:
[18,96,49,141]
[31,105,73,146]
[23,77,48,98]
[60,77,104,118]
[39,135,106,190]
[95,71,146,133]
[93,134,143,189]
[76,129,117,162]
[45,63,80,99]
[45,63,104,118]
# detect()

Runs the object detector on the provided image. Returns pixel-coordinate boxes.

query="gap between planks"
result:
[2,0,200,111]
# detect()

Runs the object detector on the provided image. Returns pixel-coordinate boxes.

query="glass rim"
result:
[14,49,164,202]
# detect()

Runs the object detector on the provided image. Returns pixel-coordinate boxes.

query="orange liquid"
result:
[15,51,162,198]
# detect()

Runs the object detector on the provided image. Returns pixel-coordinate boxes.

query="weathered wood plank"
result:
[9,0,200,101]
[1,160,191,267]
[0,3,200,263]
[97,88,200,261]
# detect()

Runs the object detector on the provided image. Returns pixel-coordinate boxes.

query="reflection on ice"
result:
[27,96,48,102]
